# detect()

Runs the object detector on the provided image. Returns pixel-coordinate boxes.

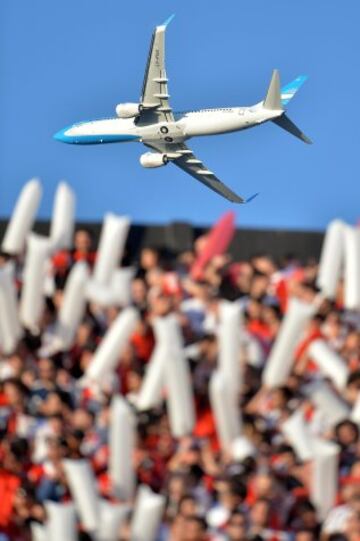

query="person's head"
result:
[270,386,292,410]
[294,500,318,530]
[349,491,360,513]
[346,371,360,404]
[46,435,68,462]
[180,516,207,541]
[178,495,198,518]
[216,477,247,511]
[74,228,92,253]
[3,437,29,474]
[131,278,148,305]
[75,321,95,347]
[295,530,316,541]
[249,498,271,528]
[125,365,144,393]
[48,413,64,436]
[225,510,248,541]
[246,299,262,320]
[6,353,25,378]
[253,473,275,499]
[251,255,276,276]
[198,333,217,363]
[249,273,269,299]
[148,292,173,316]
[328,534,350,541]
[71,408,95,432]
[344,330,360,353]
[38,357,56,383]
[274,444,297,471]
[168,473,187,503]
[140,247,159,271]
[335,420,359,448]
[3,378,27,409]
[66,430,84,458]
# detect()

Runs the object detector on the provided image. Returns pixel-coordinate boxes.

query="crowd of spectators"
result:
[1,224,360,541]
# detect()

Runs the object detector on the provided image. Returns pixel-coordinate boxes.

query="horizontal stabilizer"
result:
[272,113,312,144]
[245,192,259,204]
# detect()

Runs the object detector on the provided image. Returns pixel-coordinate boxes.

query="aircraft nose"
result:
[53,127,72,143]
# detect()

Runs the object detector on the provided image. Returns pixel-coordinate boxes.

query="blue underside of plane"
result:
[53,129,140,144]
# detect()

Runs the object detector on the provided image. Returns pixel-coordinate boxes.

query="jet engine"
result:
[115,103,141,119]
[140,152,168,168]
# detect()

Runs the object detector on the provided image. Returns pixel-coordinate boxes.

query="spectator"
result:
[1,217,360,540]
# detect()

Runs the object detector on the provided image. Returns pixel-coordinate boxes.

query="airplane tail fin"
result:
[263,70,283,111]
[280,75,308,107]
[272,113,312,144]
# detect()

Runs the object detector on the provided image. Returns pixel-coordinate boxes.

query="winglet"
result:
[161,14,175,27]
[245,192,259,204]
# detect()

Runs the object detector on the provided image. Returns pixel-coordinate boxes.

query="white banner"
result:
[50,181,75,250]
[2,178,42,255]
[263,298,316,387]
[109,395,136,500]
[131,485,166,541]
[20,233,50,332]
[86,306,139,381]
[62,459,99,534]
[316,219,345,299]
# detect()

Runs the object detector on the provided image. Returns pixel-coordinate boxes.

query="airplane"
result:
[54,14,311,204]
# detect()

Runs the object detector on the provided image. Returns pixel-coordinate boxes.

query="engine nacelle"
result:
[140,152,168,168]
[115,102,141,119]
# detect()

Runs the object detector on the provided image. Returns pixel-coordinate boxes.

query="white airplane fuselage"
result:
[55,104,282,146]
[54,13,310,203]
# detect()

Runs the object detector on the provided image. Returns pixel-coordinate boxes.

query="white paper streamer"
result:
[316,219,345,299]
[85,306,139,381]
[54,262,89,349]
[0,263,22,354]
[62,459,99,534]
[110,267,135,307]
[20,233,50,332]
[262,298,316,387]
[218,300,242,392]
[109,395,136,500]
[164,315,195,437]
[281,410,314,461]
[310,381,350,427]
[241,330,264,368]
[210,370,241,452]
[31,522,48,541]
[136,317,169,411]
[131,485,166,541]
[92,213,130,286]
[2,178,42,255]
[45,502,77,541]
[232,435,256,461]
[311,439,339,520]
[308,339,348,391]
[98,500,130,541]
[351,392,360,425]
[50,181,75,250]
[86,267,135,308]
[344,225,360,311]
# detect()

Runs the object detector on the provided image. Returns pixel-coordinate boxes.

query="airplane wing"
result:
[145,142,255,204]
[139,15,175,124]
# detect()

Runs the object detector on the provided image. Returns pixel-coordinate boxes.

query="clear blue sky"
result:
[0,0,359,230]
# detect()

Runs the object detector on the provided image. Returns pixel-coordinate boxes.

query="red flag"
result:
[190,211,236,280]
